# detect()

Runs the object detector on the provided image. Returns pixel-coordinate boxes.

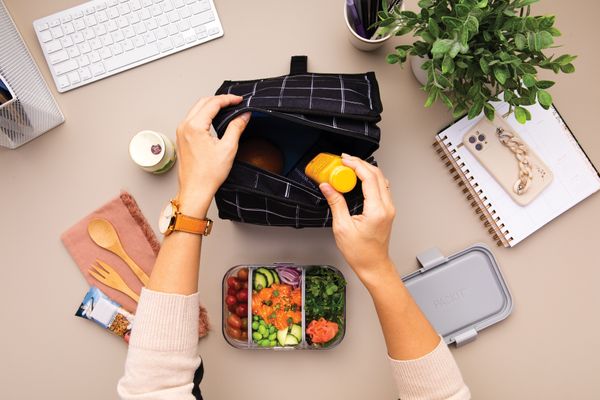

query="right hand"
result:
[320,154,396,286]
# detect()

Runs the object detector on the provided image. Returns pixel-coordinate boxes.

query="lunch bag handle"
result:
[289,55,308,75]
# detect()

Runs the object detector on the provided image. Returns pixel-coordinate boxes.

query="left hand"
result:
[175,95,251,217]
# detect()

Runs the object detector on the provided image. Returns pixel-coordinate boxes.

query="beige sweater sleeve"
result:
[389,337,471,400]
[117,288,201,400]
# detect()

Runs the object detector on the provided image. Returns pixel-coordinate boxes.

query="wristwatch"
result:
[158,199,213,236]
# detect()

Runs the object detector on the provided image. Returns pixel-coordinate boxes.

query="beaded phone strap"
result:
[495,126,532,195]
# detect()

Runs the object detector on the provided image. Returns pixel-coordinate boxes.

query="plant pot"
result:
[410,55,429,86]
[343,3,390,52]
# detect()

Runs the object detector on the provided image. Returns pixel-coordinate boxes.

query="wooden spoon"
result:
[87,218,150,286]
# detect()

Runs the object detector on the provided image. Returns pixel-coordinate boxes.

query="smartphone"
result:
[462,115,553,206]
[0,75,14,107]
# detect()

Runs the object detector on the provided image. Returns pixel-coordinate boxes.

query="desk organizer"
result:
[0,1,64,149]
[403,244,513,347]
[222,264,346,350]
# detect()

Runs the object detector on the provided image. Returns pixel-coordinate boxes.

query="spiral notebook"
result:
[434,101,600,247]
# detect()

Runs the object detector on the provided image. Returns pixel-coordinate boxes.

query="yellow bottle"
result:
[305,153,357,193]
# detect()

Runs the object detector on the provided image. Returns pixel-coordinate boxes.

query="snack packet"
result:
[75,286,134,342]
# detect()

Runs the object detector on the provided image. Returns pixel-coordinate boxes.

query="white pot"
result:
[343,2,390,52]
[410,55,430,86]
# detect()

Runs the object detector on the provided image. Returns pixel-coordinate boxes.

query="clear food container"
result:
[222,264,346,350]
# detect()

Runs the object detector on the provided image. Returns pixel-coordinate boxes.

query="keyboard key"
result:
[84,28,95,40]
[90,38,102,50]
[118,3,131,14]
[108,0,119,6]
[151,4,162,16]
[181,28,195,43]
[46,40,62,53]
[167,24,178,36]
[54,59,78,75]
[99,47,112,59]
[97,10,109,23]
[194,26,207,39]
[143,31,156,43]
[60,15,72,23]
[49,19,61,28]
[155,27,167,39]
[57,75,70,89]
[37,22,49,31]
[123,26,135,38]
[39,30,54,44]
[106,20,118,32]
[112,30,125,42]
[139,8,151,20]
[104,42,159,71]
[72,10,84,19]
[91,63,106,76]
[207,26,220,36]
[94,24,107,36]
[134,22,146,34]
[72,31,85,43]
[79,42,92,54]
[60,36,74,47]
[100,34,114,46]
[158,38,173,52]
[198,0,211,12]
[51,26,64,38]
[77,55,90,66]
[67,46,81,58]
[40,31,52,43]
[79,67,92,80]
[95,3,107,11]
[49,49,69,64]
[142,0,152,7]
[179,6,191,19]
[85,7,96,15]
[68,71,81,84]
[117,16,128,28]
[162,1,174,13]
[127,13,140,25]
[63,22,75,34]
[73,18,86,30]
[157,14,169,27]
[168,10,180,23]
[110,43,123,55]
[172,34,184,47]
[189,11,214,28]
[122,39,134,51]
[145,19,158,30]
[173,0,184,8]
[133,36,145,47]
[178,19,190,32]
[131,0,142,11]
[107,7,120,19]
[84,15,97,26]
[90,51,102,63]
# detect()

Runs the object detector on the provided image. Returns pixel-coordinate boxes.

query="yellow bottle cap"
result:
[330,166,357,193]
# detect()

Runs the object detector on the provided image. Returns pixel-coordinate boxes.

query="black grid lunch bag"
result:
[212,56,383,228]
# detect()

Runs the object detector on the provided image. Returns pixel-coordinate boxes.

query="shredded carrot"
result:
[252,283,302,330]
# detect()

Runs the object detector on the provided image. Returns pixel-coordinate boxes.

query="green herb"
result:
[375,0,576,123]
[305,267,346,327]
[273,290,280,297]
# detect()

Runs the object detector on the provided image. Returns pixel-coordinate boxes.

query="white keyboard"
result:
[33,0,224,93]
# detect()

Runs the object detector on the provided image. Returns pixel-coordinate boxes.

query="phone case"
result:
[462,115,553,206]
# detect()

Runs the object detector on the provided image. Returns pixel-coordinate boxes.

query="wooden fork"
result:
[88,259,140,302]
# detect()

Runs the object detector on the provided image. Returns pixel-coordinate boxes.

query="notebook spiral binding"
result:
[434,137,512,247]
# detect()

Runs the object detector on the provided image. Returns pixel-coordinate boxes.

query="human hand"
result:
[320,154,396,287]
[175,95,250,218]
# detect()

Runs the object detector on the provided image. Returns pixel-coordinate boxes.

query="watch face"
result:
[158,202,175,234]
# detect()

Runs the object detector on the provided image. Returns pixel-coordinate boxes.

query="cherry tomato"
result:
[226,326,242,340]
[225,295,237,306]
[235,304,248,318]
[242,281,248,290]
[227,303,237,313]
[237,268,249,281]
[241,317,248,330]
[240,330,248,341]
[227,314,242,329]
[227,276,240,289]
[236,290,248,303]
[227,288,237,296]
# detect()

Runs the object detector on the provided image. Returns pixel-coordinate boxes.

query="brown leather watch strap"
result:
[173,214,212,236]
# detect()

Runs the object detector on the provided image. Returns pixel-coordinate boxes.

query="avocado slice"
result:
[284,334,299,346]
[272,269,280,284]
[277,328,288,346]
[257,267,274,287]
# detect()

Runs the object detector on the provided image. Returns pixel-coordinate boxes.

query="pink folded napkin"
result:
[62,192,209,338]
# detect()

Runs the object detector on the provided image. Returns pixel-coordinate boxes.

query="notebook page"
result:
[438,102,600,246]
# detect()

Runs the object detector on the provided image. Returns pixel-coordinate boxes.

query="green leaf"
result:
[429,18,440,37]
[538,31,554,48]
[522,74,536,88]
[441,16,462,30]
[468,99,484,119]
[476,0,489,8]
[554,55,577,66]
[455,4,470,17]
[386,54,400,64]
[420,31,436,43]
[479,58,490,74]
[440,92,453,109]
[515,33,526,50]
[484,103,495,121]
[549,27,562,37]
[514,106,528,124]
[520,64,537,74]
[442,54,455,74]
[431,39,454,58]
[418,0,434,8]
[456,60,469,69]
[515,0,540,7]
[527,31,541,51]
[449,41,462,58]
[536,80,555,89]
[466,16,479,33]
[493,65,509,85]
[424,88,439,107]
[561,63,575,73]
[537,90,552,109]
[452,104,467,119]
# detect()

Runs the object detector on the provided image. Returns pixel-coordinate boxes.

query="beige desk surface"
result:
[2,0,599,399]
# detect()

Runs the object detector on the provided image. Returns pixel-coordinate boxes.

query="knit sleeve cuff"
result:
[129,288,199,352]
[388,337,470,400]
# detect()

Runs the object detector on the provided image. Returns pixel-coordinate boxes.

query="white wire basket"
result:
[0,0,64,149]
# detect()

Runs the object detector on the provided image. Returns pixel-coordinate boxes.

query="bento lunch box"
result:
[222,264,346,350]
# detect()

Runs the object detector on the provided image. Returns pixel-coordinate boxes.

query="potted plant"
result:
[376,0,576,123]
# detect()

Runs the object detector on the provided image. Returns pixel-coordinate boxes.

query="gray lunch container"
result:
[222,264,346,350]
[402,243,513,347]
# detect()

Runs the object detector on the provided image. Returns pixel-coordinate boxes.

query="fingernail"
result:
[341,153,351,159]
[319,183,334,196]
[239,112,251,122]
